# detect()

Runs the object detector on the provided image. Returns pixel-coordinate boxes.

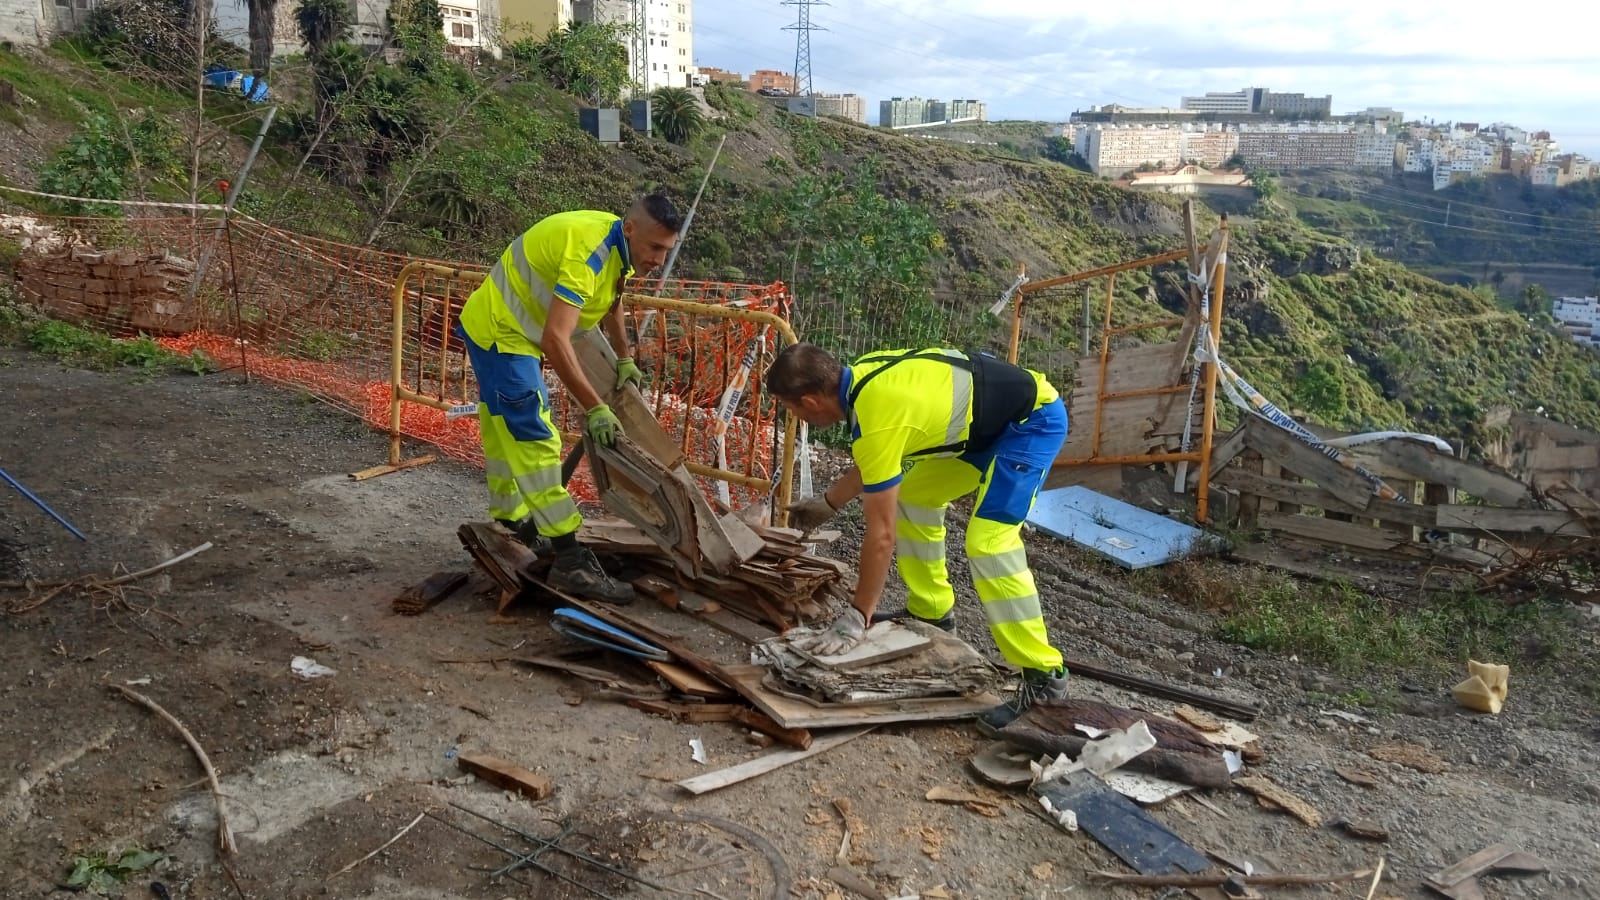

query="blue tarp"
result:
[203,67,271,103]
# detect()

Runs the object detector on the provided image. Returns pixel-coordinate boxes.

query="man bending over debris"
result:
[456,194,683,603]
[765,343,1070,732]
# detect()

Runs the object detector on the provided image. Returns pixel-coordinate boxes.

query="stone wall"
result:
[17,244,198,336]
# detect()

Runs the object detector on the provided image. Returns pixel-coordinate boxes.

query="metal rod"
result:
[1018,248,1188,294]
[423,812,617,900]
[187,105,278,301]
[1006,261,1026,363]
[1054,451,1202,468]
[489,823,578,878]
[657,133,727,291]
[0,467,88,541]
[1091,273,1116,457]
[446,802,682,893]
[1196,219,1231,524]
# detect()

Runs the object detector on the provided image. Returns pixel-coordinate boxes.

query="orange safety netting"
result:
[4,211,792,512]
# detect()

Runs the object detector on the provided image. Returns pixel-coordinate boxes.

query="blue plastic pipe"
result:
[0,466,88,541]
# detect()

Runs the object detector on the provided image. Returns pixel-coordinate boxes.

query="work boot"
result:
[977,667,1070,736]
[497,518,551,554]
[870,607,956,633]
[546,545,635,605]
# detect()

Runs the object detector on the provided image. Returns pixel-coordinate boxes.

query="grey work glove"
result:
[785,494,838,532]
[795,606,867,657]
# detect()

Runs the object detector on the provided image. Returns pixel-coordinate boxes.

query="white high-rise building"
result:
[576,0,694,90]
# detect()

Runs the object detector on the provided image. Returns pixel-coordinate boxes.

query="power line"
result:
[1337,187,1600,237]
[1343,181,1600,227]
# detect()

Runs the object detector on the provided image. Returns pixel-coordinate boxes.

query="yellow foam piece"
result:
[1452,659,1509,714]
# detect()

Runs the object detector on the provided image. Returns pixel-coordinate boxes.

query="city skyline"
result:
[689,0,1600,156]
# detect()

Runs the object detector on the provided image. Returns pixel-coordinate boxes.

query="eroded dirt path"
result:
[2,351,1597,899]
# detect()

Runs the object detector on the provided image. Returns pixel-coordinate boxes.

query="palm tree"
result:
[296,0,353,59]
[245,0,278,80]
[651,87,705,145]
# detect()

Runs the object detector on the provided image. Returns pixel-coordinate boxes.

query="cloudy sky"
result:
[688,0,1600,156]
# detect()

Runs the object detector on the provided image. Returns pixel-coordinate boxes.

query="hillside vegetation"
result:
[2,15,1598,451]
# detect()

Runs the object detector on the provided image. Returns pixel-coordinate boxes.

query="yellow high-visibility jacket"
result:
[459,210,634,357]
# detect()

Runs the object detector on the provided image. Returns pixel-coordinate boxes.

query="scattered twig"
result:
[4,543,214,613]
[1364,858,1387,900]
[1091,867,1373,887]
[110,684,236,854]
[330,810,429,876]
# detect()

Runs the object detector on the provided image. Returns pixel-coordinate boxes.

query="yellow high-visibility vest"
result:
[459,210,634,357]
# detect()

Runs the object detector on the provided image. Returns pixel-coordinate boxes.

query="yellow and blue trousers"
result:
[460,330,583,538]
[895,398,1067,672]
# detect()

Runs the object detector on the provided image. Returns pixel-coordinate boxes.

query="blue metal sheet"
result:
[1026,485,1218,569]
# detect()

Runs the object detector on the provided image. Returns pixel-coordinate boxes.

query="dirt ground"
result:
[2,349,1599,900]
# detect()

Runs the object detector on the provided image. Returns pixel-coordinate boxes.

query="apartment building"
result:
[442,0,495,56]
[1180,127,1240,167]
[927,99,987,122]
[1180,87,1331,118]
[697,66,745,85]
[1236,126,1394,170]
[1553,296,1600,348]
[574,0,693,90]
[493,0,567,42]
[880,97,931,128]
[751,69,797,93]
[814,92,867,123]
[1075,125,1183,176]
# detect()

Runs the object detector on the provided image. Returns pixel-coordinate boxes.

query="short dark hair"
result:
[765,343,842,400]
[634,193,683,233]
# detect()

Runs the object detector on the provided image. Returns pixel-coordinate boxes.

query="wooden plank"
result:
[675,726,873,795]
[456,751,553,800]
[1206,425,1248,477]
[728,706,814,750]
[1241,418,1375,510]
[574,329,684,468]
[646,660,734,698]
[1215,468,1434,529]
[1433,505,1587,536]
[1257,512,1415,554]
[719,664,1003,730]
[1375,441,1533,508]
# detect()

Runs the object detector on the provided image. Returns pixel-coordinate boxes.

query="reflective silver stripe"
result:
[969,547,1029,582]
[897,502,946,529]
[490,234,557,346]
[895,536,945,563]
[529,495,581,529]
[981,594,1044,625]
[484,457,516,479]
[486,462,563,497]
[947,362,973,446]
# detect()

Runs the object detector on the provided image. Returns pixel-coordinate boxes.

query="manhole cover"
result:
[627,813,788,899]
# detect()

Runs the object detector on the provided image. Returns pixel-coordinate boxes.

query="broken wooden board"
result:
[627,700,811,748]
[589,435,703,577]
[391,570,469,616]
[646,660,734,698]
[720,664,1002,730]
[575,330,760,575]
[1241,417,1376,511]
[1424,844,1548,900]
[1033,769,1210,875]
[675,726,873,795]
[1233,775,1322,827]
[456,751,552,800]
[1375,440,1533,508]
[1368,742,1450,774]
[998,699,1234,789]
[1026,485,1221,568]
[788,621,931,670]
[580,518,842,631]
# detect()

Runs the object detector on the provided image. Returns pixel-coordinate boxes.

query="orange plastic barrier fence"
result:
[3,211,798,515]
[389,261,798,515]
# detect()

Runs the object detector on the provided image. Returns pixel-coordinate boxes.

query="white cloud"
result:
[690,0,1599,153]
